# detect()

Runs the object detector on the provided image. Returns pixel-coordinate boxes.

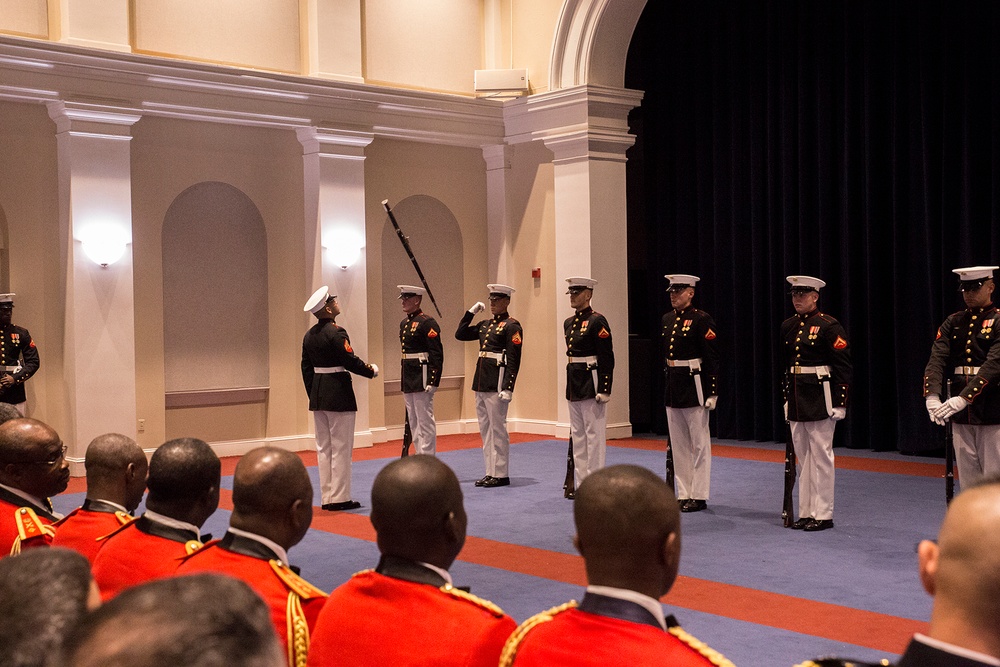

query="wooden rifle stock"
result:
[563,437,575,498]
[782,419,796,527]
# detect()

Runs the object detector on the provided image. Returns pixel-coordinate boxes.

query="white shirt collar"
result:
[227,526,289,566]
[417,561,453,586]
[0,482,63,520]
[143,510,201,538]
[585,585,667,630]
[914,634,1000,666]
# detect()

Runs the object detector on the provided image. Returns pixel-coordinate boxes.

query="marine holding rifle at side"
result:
[398,285,443,457]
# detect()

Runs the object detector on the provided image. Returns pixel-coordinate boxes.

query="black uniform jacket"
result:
[399,310,443,393]
[455,310,523,393]
[780,309,851,422]
[923,304,1000,425]
[661,306,719,408]
[301,319,376,412]
[0,324,39,405]
[564,307,614,401]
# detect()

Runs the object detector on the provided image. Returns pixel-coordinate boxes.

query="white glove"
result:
[783,402,788,420]
[925,395,945,426]
[934,396,969,422]
[830,407,846,421]
[424,385,437,394]
[469,302,485,314]
[370,364,379,378]
[498,390,512,402]
[704,396,717,411]
[595,393,611,404]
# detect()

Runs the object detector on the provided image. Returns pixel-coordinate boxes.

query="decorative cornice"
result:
[46,100,141,137]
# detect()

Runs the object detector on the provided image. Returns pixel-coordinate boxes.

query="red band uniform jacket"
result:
[661,306,719,408]
[781,310,852,421]
[0,487,57,556]
[455,310,523,393]
[564,307,614,400]
[307,555,516,667]
[923,304,1000,424]
[176,532,327,667]
[51,499,132,564]
[399,310,444,392]
[301,321,376,412]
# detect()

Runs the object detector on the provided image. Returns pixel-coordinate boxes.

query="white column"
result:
[483,144,514,283]
[297,127,375,447]
[47,101,140,474]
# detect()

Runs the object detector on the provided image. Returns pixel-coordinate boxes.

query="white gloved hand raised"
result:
[934,396,969,422]
[370,364,379,378]
[498,390,513,402]
[704,396,717,411]
[595,393,611,404]
[830,407,846,421]
[425,385,437,394]
[925,395,945,426]
[468,302,485,315]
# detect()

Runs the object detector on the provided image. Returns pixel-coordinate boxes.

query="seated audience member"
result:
[52,433,148,564]
[57,573,284,667]
[0,402,23,424]
[176,447,326,667]
[0,418,70,556]
[795,475,1000,667]
[0,547,100,667]
[500,464,734,667]
[92,437,219,599]
[307,455,516,667]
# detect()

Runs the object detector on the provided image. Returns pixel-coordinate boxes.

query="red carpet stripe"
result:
[215,487,926,654]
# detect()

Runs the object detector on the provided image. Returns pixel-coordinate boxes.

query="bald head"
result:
[574,465,681,599]
[230,447,313,550]
[370,456,466,568]
[85,434,148,512]
[0,418,70,499]
[145,438,220,527]
[920,477,1000,653]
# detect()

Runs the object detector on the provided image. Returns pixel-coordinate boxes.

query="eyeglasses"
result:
[27,445,67,467]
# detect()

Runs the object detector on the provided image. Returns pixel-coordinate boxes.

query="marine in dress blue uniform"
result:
[398,285,443,456]
[781,276,851,532]
[661,275,719,513]
[564,277,614,489]
[924,266,1000,489]
[0,295,40,415]
[455,284,523,487]
[301,286,378,511]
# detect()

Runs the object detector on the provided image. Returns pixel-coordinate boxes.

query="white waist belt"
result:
[0,365,20,372]
[479,351,503,361]
[955,366,981,375]
[789,365,831,376]
[401,353,429,361]
[314,366,347,373]
[665,358,702,369]
[567,356,598,365]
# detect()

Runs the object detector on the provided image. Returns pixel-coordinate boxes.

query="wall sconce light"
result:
[324,228,365,270]
[79,223,130,268]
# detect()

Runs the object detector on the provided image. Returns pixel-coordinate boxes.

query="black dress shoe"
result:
[677,498,690,508]
[322,500,361,511]
[789,518,812,530]
[803,519,834,532]
[481,476,510,488]
[681,499,707,513]
[565,490,575,500]
[474,476,493,487]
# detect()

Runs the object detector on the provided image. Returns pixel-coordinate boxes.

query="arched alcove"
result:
[161,182,268,394]
[380,195,464,385]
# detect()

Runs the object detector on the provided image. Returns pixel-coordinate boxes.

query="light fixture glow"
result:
[79,223,129,267]
[324,228,365,270]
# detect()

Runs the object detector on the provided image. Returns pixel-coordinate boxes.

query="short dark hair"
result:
[0,548,94,667]
[59,574,283,667]
[146,438,220,504]
[0,402,22,425]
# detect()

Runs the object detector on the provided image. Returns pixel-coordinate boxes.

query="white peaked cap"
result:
[786,275,826,291]
[397,285,427,298]
[565,276,598,291]
[487,284,515,296]
[953,266,999,282]
[304,286,331,313]
[664,274,700,288]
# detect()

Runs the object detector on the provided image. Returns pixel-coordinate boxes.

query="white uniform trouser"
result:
[475,391,510,477]
[790,418,836,520]
[12,402,24,416]
[666,406,712,500]
[953,423,1000,489]
[313,410,356,505]
[569,399,607,488]
[403,391,437,456]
